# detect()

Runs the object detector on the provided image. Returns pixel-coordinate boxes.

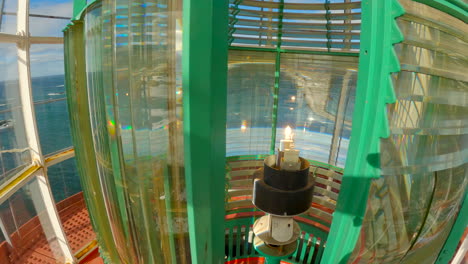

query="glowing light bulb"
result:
[241,120,247,132]
[284,126,292,140]
[291,96,296,102]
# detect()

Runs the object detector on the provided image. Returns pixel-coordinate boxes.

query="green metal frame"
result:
[72,0,99,21]
[436,190,468,263]
[229,46,359,57]
[413,0,468,23]
[72,0,86,19]
[268,0,284,155]
[182,0,229,263]
[320,0,404,263]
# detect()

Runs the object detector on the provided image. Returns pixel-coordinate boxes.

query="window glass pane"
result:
[30,44,72,154]
[227,50,276,156]
[0,15,15,34]
[34,100,72,154]
[2,0,16,12]
[48,158,81,202]
[0,177,70,263]
[1,0,16,33]
[0,43,31,185]
[82,1,190,262]
[29,0,72,17]
[48,158,95,254]
[29,17,69,37]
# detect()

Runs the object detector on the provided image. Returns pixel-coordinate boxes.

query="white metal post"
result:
[17,0,43,165]
[452,234,468,264]
[15,0,75,262]
[29,171,75,263]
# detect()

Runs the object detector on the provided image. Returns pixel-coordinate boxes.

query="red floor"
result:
[0,192,100,264]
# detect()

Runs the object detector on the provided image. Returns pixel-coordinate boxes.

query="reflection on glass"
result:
[350,2,468,263]
[0,178,70,263]
[227,50,276,156]
[64,20,119,261]
[0,43,31,185]
[276,53,358,165]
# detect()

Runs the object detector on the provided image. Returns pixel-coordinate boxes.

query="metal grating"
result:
[229,0,361,53]
[224,224,326,264]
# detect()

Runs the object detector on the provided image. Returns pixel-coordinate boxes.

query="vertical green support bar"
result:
[320,0,404,263]
[182,0,229,263]
[269,0,285,154]
[436,191,468,263]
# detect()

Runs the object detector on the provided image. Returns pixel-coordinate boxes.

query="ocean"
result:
[0,74,82,203]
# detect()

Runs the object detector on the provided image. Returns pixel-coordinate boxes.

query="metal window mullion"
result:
[17,0,42,164]
[0,32,63,44]
[0,164,39,204]
[269,0,284,154]
[0,32,21,42]
[328,71,352,166]
[343,0,353,50]
[44,148,75,167]
[0,0,5,30]
[29,170,75,263]
[325,0,332,52]
[16,0,75,262]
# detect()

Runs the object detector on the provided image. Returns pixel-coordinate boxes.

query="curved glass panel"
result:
[85,6,132,262]
[350,2,468,263]
[64,21,119,261]
[0,43,31,185]
[76,0,190,262]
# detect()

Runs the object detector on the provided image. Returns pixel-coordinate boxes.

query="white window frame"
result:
[0,0,76,262]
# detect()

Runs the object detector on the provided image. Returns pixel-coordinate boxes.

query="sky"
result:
[0,0,73,81]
